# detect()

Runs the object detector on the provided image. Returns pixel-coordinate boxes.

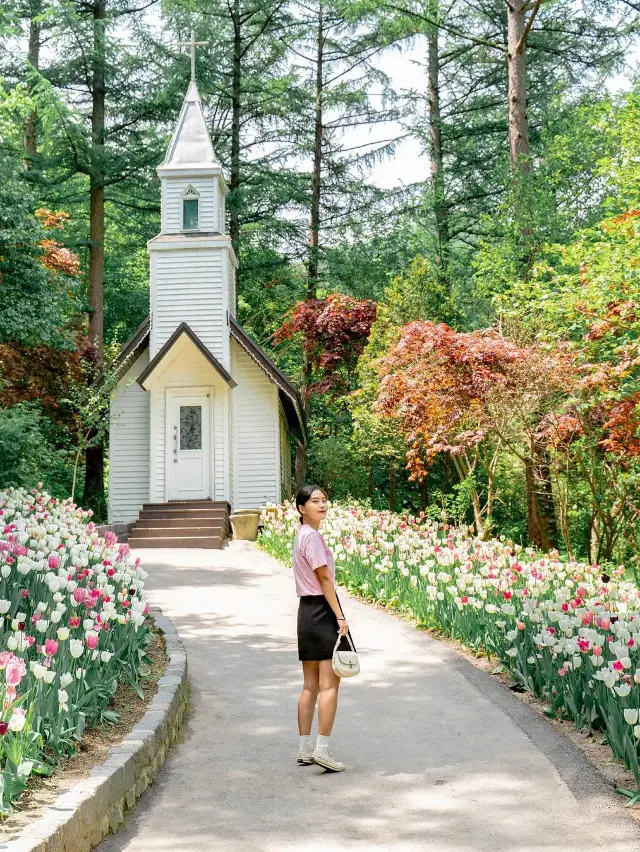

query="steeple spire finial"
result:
[178,28,209,84]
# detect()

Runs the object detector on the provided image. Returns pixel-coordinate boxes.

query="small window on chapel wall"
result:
[182,187,199,231]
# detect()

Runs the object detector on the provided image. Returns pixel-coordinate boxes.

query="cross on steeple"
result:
[178,29,209,84]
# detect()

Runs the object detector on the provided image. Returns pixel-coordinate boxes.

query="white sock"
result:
[316,734,330,751]
[300,735,312,751]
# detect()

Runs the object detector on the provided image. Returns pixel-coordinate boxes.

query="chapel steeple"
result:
[157,81,226,235]
[148,76,236,368]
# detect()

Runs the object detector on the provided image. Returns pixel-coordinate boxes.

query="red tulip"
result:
[44,639,59,657]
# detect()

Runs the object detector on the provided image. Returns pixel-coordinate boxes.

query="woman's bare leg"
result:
[298,661,320,735]
[318,659,341,736]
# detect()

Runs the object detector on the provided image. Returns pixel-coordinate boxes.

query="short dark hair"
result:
[295,484,328,523]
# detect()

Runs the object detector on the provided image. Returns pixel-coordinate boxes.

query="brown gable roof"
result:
[230,318,306,440]
[137,322,237,389]
[114,315,305,439]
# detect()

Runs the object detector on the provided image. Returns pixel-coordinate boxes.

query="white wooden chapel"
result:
[108,75,304,527]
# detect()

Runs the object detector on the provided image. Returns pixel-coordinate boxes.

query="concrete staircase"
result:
[128,501,230,549]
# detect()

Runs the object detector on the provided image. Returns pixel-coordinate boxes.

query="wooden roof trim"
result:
[137,322,237,389]
[229,317,306,440]
[114,316,150,372]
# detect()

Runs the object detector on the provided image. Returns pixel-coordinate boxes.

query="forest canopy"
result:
[2,0,640,569]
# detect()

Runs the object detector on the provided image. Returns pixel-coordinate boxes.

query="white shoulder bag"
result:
[332,633,360,678]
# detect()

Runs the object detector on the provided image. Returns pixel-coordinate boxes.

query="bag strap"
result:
[333,633,356,655]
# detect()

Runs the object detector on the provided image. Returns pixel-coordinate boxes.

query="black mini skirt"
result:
[297,595,355,662]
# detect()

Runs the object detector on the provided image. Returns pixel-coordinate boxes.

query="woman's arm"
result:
[315,565,349,636]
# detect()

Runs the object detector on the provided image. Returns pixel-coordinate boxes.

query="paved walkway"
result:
[96,542,640,852]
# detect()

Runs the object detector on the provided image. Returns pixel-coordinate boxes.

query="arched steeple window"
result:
[182,186,200,231]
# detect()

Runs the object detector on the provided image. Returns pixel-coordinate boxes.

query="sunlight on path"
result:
[95,542,640,852]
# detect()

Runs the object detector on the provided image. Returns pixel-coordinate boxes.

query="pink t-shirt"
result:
[293,524,335,597]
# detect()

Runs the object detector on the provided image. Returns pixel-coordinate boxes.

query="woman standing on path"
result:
[294,485,350,772]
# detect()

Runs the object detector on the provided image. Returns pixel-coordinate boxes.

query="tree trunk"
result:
[427,0,449,284]
[506,0,531,174]
[389,463,396,512]
[294,436,307,490]
[88,0,105,362]
[368,465,374,501]
[525,437,557,552]
[294,4,324,485]
[418,478,428,511]
[84,0,106,515]
[229,0,242,262]
[24,0,41,168]
[451,454,484,538]
[308,2,323,292]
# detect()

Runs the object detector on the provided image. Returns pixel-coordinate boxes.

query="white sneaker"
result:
[297,745,315,765]
[312,747,346,772]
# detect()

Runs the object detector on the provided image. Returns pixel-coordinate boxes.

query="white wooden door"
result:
[169,395,210,500]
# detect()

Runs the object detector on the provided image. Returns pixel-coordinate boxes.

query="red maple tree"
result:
[275,294,377,397]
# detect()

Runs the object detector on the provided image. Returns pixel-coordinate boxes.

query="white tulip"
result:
[615,684,632,697]
[8,711,26,732]
[624,709,639,725]
[57,627,70,641]
[100,651,113,663]
[50,610,62,623]
[0,600,11,614]
[69,639,84,659]
[60,672,73,688]
[43,670,56,684]
[32,663,47,680]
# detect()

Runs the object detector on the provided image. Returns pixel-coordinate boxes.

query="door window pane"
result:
[180,405,202,450]
[183,198,199,230]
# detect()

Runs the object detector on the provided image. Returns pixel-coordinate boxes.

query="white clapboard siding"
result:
[231,340,279,510]
[228,343,235,506]
[108,350,150,524]
[150,249,225,362]
[161,177,218,234]
[228,255,236,318]
[279,403,292,500]
[148,340,229,503]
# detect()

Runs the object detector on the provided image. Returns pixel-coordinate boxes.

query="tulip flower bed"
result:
[0,486,151,813]
[260,501,640,803]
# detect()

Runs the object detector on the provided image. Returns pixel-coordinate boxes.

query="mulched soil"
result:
[0,625,168,840]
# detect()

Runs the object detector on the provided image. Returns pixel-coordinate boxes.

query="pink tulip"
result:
[44,639,59,657]
[47,554,60,570]
[87,635,99,650]
[5,658,26,686]
[73,587,86,603]
[0,652,12,670]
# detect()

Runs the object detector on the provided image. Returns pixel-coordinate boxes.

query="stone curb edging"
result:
[1,607,188,852]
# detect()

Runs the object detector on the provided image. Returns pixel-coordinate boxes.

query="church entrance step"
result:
[128,533,223,549]
[129,500,230,548]
[138,508,228,520]
[130,525,224,538]
[142,501,230,511]
[134,517,226,530]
